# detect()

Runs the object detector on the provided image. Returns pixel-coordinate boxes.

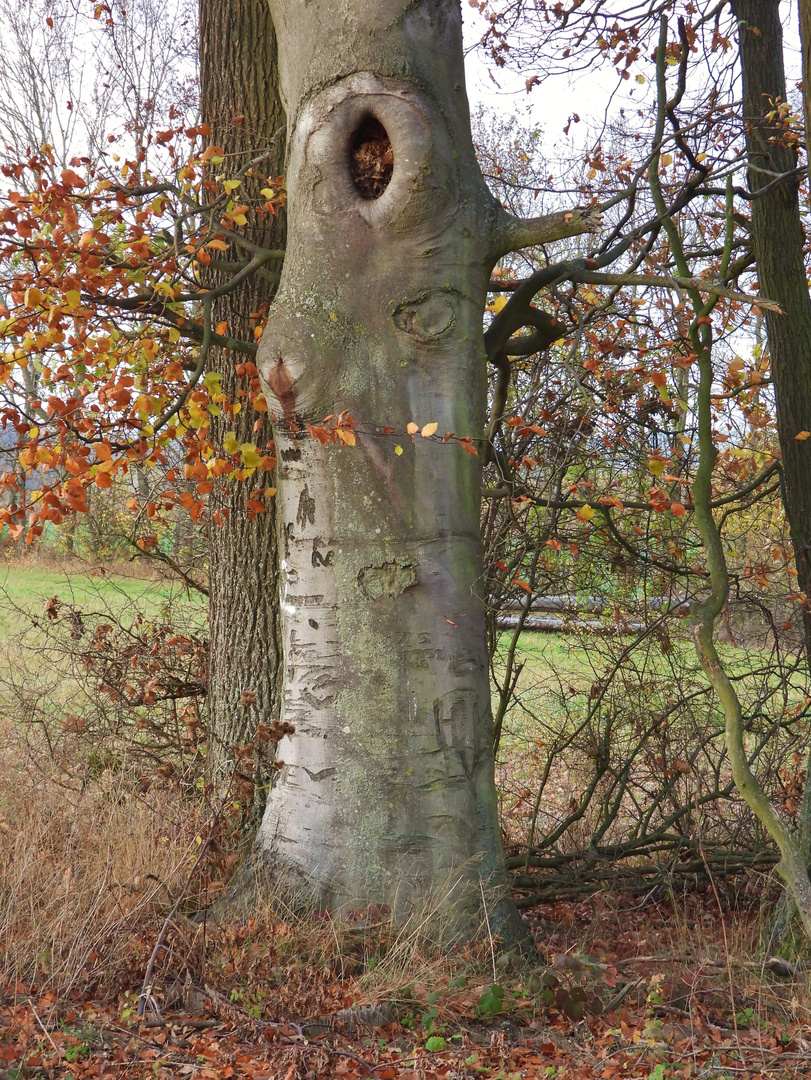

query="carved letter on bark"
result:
[253,0,528,945]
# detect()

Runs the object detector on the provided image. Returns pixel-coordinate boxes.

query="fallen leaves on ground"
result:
[2,891,810,1079]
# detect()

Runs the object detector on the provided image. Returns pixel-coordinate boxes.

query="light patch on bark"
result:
[357,560,417,600]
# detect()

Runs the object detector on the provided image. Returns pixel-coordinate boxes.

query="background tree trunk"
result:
[254,0,528,943]
[732,0,811,668]
[733,0,811,943]
[199,0,285,809]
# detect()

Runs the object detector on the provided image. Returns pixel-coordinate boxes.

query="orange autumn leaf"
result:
[60,168,85,188]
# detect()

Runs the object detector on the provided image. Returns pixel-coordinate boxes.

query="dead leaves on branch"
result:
[0,131,285,544]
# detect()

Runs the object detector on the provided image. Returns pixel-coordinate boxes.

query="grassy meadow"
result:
[0,557,206,645]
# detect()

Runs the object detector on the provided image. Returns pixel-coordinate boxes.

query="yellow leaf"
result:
[223,431,239,455]
[660,153,672,167]
[577,505,595,523]
[406,422,419,435]
[336,428,356,446]
[231,213,248,226]
[795,430,811,441]
[259,187,275,198]
[696,152,707,162]
[394,445,404,456]
[264,487,277,497]
[240,442,262,468]
[421,422,438,438]
[168,328,180,343]
[647,456,666,477]
[65,290,81,309]
[24,287,43,307]
[223,179,241,193]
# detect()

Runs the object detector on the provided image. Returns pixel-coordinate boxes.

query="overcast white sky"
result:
[461,1,804,159]
[461,4,654,162]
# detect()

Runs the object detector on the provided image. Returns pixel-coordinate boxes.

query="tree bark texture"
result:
[733,0,811,668]
[199,0,284,801]
[254,0,527,939]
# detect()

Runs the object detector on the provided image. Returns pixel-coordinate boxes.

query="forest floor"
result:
[2,883,810,1079]
[1,560,810,1077]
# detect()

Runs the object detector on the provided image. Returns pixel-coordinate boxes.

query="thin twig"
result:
[30,1004,59,1054]
[479,877,497,984]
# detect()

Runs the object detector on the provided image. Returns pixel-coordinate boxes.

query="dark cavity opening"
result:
[348,115,393,200]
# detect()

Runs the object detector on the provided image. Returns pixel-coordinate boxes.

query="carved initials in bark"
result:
[311,538,334,567]
[253,0,532,946]
[296,488,315,528]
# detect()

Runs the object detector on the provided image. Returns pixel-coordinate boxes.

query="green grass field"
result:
[0,558,206,645]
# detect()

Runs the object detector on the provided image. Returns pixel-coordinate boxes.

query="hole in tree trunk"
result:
[348,116,393,200]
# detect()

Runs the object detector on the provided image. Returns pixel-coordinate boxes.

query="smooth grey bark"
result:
[254,0,592,939]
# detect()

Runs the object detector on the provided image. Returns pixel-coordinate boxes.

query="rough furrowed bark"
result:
[200,0,284,808]
[253,0,540,945]
[733,0,811,675]
[733,0,811,943]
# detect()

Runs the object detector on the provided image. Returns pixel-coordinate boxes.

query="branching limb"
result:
[571,270,782,312]
[484,239,632,362]
[85,296,258,357]
[483,350,511,467]
[104,297,215,453]
[492,204,603,261]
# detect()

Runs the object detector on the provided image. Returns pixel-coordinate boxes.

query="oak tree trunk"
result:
[200,0,284,806]
[733,0,811,943]
[733,0,811,669]
[254,0,532,942]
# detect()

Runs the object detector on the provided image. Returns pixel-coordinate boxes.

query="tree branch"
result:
[572,270,782,312]
[492,204,603,260]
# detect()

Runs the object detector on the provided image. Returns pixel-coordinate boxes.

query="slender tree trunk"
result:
[199,0,284,807]
[734,0,811,945]
[801,0,811,197]
[253,0,532,943]
[733,0,811,667]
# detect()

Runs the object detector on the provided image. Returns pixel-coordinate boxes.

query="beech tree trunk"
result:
[200,0,284,803]
[251,0,569,941]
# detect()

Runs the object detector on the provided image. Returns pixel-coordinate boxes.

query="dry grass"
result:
[3,712,811,1056]
[0,574,809,1050]
[0,719,217,996]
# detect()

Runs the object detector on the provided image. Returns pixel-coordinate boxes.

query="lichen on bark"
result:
[250,0,591,946]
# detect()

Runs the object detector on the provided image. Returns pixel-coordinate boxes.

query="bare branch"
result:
[493,204,602,260]
[573,270,783,312]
